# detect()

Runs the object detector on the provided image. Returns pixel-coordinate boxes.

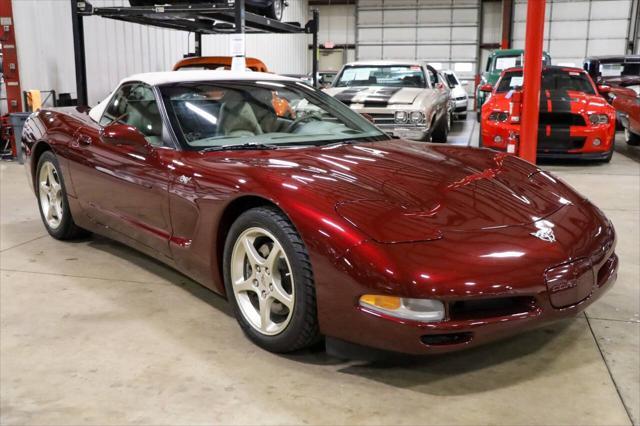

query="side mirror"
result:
[479,83,493,93]
[598,85,611,94]
[101,122,150,153]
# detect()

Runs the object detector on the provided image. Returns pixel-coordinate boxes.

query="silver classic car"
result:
[324,60,452,142]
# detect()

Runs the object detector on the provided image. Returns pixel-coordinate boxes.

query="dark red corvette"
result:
[22,71,617,355]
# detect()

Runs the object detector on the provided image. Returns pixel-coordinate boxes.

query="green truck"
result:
[476,49,552,120]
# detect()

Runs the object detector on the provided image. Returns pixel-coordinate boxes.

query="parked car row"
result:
[477,51,639,162]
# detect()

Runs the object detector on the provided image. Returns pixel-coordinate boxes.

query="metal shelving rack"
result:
[71,0,320,106]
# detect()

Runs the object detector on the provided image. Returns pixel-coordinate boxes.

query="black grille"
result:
[448,296,538,321]
[368,113,395,125]
[539,112,586,126]
[537,137,586,152]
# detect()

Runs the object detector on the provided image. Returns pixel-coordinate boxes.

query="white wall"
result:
[13,0,309,105]
[316,4,356,45]
[512,0,633,67]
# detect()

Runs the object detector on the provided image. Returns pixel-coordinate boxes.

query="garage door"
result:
[355,0,480,81]
[512,0,633,67]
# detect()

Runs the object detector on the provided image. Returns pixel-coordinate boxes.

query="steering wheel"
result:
[285,111,323,132]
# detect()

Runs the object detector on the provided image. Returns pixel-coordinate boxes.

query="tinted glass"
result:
[496,70,596,95]
[100,83,163,146]
[160,80,388,149]
[334,66,426,88]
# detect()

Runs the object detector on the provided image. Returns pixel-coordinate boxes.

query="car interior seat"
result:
[218,91,264,137]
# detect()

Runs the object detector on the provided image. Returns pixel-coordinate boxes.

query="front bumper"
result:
[315,202,617,355]
[481,120,614,159]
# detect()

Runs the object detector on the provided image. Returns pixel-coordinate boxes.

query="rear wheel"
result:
[223,207,319,353]
[625,128,640,146]
[36,151,87,240]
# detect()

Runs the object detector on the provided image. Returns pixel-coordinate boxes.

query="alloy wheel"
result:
[38,161,64,229]
[230,227,294,335]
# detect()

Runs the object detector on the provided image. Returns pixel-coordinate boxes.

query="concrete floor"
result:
[1,118,639,425]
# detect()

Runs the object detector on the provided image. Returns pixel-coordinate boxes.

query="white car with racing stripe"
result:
[324,60,452,142]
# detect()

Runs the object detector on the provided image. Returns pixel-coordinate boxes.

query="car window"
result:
[100,83,164,147]
[334,66,426,88]
[426,68,437,87]
[444,73,458,88]
[160,80,387,149]
[496,69,596,95]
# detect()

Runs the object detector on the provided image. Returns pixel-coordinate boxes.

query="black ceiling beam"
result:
[82,2,308,34]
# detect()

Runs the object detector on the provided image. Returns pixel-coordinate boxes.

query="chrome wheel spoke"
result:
[38,161,63,229]
[234,275,256,294]
[243,236,266,267]
[259,297,274,332]
[269,280,293,309]
[265,243,282,272]
[231,227,295,336]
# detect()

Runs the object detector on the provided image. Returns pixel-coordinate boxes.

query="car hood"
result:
[198,141,579,244]
[324,86,426,106]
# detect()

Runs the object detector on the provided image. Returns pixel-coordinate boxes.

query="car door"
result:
[71,82,174,257]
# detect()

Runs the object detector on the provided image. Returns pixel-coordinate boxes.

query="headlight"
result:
[489,111,509,122]
[394,111,408,123]
[359,294,445,322]
[409,111,424,124]
[589,114,609,125]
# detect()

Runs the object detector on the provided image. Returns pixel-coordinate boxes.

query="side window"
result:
[426,69,437,87]
[100,83,164,147]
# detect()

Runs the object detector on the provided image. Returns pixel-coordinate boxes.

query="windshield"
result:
[334,65,426,88]
[492,54,550,72]
[599,62,640,78]
[160,80,388,149]
[496,70,596,95]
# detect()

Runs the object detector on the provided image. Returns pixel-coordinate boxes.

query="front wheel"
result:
[431,111,449,143]
[625,127,640,146]
[36,151,87,240]
[223,206,319,353]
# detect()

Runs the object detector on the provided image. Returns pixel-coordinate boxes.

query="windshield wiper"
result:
[200,143,278,153]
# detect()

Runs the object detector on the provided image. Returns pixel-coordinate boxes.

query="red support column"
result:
[519,0,546,164]
[0,0,23,113]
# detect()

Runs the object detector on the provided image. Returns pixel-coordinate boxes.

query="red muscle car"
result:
[21,71,617,355]
[480,66,616,161]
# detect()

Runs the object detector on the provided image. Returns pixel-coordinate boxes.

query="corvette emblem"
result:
[531,227,556,243]
[178,175,192,185]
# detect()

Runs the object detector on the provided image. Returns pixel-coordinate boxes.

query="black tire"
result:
[625,128,640,146]
[478,120,483,148]
[261,0,284,20]
[431,111,449,143]
[36,151,87,240]
[223,206,320,353]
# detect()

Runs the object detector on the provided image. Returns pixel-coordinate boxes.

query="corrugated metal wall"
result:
[202,0,310,74]
[512,0,633,67]
[355,0,480,81]
[12,0,309,105]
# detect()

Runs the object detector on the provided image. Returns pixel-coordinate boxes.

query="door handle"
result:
[77,135,92,146]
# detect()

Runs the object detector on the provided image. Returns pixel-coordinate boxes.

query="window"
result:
[160,80,387,149]
[334,65,426,88]
[496,69,596,95]
[100,83,164,146]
